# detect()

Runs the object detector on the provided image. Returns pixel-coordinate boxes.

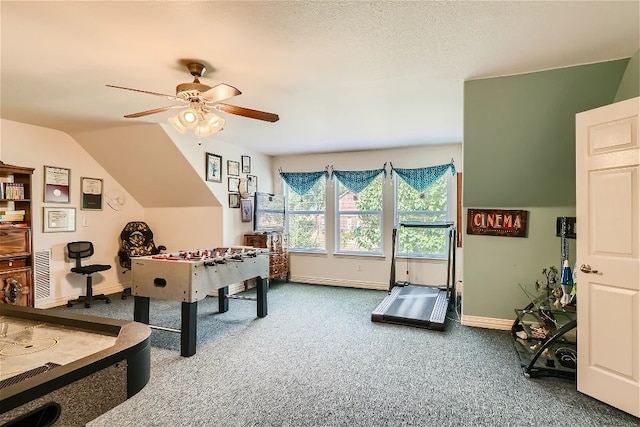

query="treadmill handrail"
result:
[398,221,454,229]
[390,223,457,299]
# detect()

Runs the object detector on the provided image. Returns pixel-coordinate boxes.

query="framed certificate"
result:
[43,165,70,203]
[43,207,76,232]
[81,177,103,210]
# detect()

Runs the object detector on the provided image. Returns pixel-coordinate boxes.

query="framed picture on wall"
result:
[43,207,76,232]
[229,193,240,208]
[241,155,251,173]
[43,165,70,203]
[227,160,240,176]
[228,177,240,193]
[206,153,222,183]
[247,175,257,194]
[241,199,253,222]
[81,177,103,210]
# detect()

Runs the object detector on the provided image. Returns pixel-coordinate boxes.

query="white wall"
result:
[1,119,277,307]
[168,124,273,246]
[273,143,462,290]
[0,116,461,305]
[1,119,144,308]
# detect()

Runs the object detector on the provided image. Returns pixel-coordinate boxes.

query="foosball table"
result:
[131,247,268,357]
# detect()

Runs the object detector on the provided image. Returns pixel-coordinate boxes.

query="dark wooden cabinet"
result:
[244,233,289,282]
[0,163,34,306]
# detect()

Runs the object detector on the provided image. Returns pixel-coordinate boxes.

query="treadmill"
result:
[371,221,456,331]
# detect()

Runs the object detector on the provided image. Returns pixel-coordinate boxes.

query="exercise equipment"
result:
[371,221,457,331]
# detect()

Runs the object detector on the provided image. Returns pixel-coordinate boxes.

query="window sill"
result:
[289,249,327,256]
[333,252,385,260]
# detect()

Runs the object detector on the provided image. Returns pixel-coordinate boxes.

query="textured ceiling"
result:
[1,1,638,155]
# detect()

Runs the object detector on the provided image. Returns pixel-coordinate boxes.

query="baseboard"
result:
[35,283,127,309]
[289,275,387,291]
[461,314,513,331]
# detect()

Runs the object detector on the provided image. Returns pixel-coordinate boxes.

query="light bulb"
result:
[183,111,197,123]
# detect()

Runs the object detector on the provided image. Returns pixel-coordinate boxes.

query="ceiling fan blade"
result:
[214,104,279,122]
[106,84,181,101]
[124,105,186,118]
[201,83,242,103]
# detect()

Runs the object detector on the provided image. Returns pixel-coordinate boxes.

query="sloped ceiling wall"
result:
[71,124,220,208]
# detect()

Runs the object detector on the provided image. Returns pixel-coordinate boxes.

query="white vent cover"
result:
[34,249,51,300]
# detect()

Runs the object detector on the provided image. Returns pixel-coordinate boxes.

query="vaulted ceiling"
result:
[1,1,638,155]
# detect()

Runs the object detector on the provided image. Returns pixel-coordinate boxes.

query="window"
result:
[395,174,450,258]
[285,178,326,251]
[336,175,383,254]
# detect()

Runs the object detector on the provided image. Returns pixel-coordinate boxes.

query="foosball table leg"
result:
[133,296,150,324]
[181,301,197,357]
[257,277,267,318]
[218,286,229,313]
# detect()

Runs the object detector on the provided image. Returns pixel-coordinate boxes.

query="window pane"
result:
[289,214,325,250]
[337,176,383,253]
[397,175,447,211]
[395,172,450,257]
[339,213,382,252]
[287,180,325,210]
[285,178,326,251]
[398,227,447,256]
[338,178,383,211]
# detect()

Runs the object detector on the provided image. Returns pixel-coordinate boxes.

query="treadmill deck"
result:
[371,285,449,331]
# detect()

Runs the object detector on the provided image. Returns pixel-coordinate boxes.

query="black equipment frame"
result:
[371,221,457,330]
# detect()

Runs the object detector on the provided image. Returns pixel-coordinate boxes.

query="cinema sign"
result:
[466,209,528,237]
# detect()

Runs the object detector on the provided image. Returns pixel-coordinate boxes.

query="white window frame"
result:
[284,180,326,253]
[394,174,452,259]
[334,177,384,255]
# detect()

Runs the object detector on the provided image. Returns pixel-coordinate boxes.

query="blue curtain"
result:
[331,165,386,194]
[279,169,329,195]
[391,161,456,192]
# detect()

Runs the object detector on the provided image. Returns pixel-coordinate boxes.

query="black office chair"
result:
[66,241,112,308]
[117,221,166,298]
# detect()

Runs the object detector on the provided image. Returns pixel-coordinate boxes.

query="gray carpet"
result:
[50,283,637,426]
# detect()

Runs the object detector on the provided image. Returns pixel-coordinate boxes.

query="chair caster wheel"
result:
[67,302,73,308]
[106,298,111,304]
[85,302,91,308]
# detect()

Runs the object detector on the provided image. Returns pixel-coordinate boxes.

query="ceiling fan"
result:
[107,62,279,135]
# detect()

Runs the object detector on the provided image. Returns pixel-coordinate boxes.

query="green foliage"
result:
[285,174,450,255]
[286,179,326,250]
[355,175,449,256]
[342,177,382,251]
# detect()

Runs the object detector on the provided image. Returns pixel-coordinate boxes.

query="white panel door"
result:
[576,96,640,418]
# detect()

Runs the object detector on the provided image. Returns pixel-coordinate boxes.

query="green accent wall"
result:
[464,59,628,208]
[614,50,639,102]
[462,59,629,320]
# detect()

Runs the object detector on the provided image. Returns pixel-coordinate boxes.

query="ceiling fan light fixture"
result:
[183,110,197,123]
[168,115,187,133]
[169,108,201,132]
[194,112,225,136]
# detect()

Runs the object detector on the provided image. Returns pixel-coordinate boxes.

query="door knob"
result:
[580,264,599,274]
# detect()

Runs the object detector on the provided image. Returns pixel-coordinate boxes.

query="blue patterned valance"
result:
[331,164,387,194]
[391,161,456,193]
[279,168,330,195]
